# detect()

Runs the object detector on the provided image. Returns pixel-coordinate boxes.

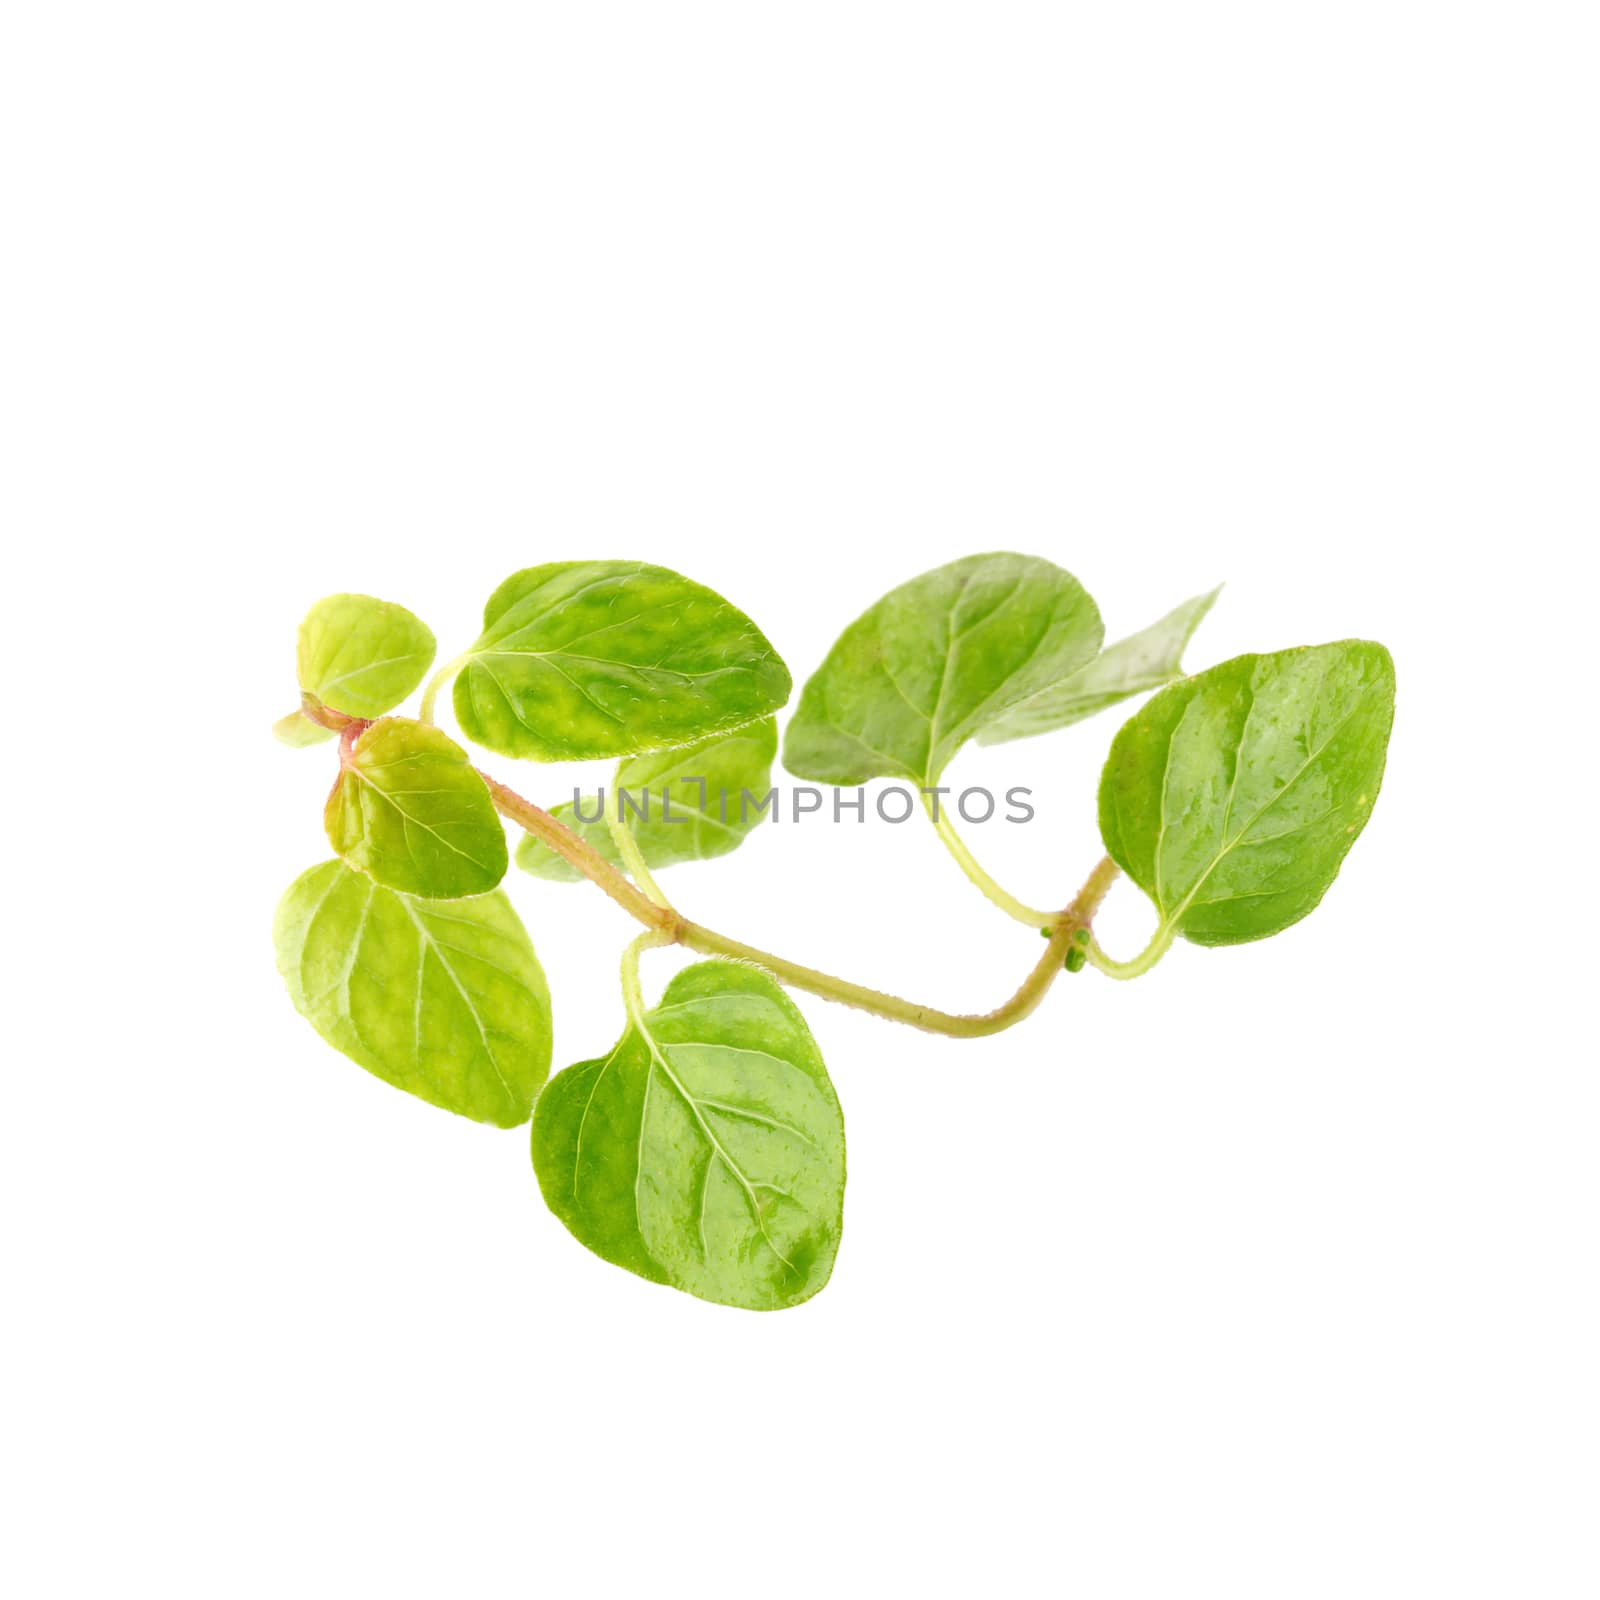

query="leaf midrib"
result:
[316,649,432,695]
[350,761,500,873]
[636,1023,800,1278]
[398,897,516,1114]
[1156,695,1368,934]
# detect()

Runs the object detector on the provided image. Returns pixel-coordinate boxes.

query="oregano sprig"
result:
[273,555,1394,1310]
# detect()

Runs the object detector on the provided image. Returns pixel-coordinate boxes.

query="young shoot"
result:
[273,558,1395,1309]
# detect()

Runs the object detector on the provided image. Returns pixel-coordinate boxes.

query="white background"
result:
[4,4,1596,1596]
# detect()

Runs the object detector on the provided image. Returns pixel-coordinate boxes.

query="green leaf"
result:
[451,561,791,762]
[532,960,846,1311]
[1099,641,1395,946]
[781,552,1103,787]
[977,585,1221,745]
[275,860,552,1128]
[272,709,336,748]
[297,593,437,719]
[325,717,508,898]
[515,717,778,883]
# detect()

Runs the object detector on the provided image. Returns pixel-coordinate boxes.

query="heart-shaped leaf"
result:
[532,960,846,1311]
[1099,640,1395,946]
[451,561,791,762]
[297,593,436,719]
[782,552,1103,787]
[515,717,777,883]
[325,717,507,898]
[977,585,1221,745]
[275,860,552,1127]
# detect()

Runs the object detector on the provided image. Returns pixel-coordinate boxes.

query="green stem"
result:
[1084,924,1175,980]
[480,771,675,931]
[481,763,1121,1038]
[922,793,1054,929]
[621,928,675,1026]
[678,855,1120,1037]
[419,653,471,724]
[678,908,1068,1037]
[607,802,673,911]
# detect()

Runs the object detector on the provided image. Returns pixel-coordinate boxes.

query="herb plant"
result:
[274,559,1395,1311]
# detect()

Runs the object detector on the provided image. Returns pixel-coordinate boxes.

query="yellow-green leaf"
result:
[1099,641,1395,946]
[272,709,336,747]
[325,717,507,899]
[296,593,436,718]
[275,860,552,1127]
[977,586,1220,745]
[452,561,790,761]
[782,553,1103,786]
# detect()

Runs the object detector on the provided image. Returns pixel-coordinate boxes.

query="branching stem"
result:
[300,693,1126,1036]
[481,772,675,931]
[491,762,1121,1036]
[676,859,1116,1036]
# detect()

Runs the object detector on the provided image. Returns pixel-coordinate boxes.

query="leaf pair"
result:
[781,552,1219,786]
[286,566,793,897]
[780,555,1394,951]
[275,877,847,1307]
[275,593,511,899]
[533,961,845,1311]
[282,568,791,765]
